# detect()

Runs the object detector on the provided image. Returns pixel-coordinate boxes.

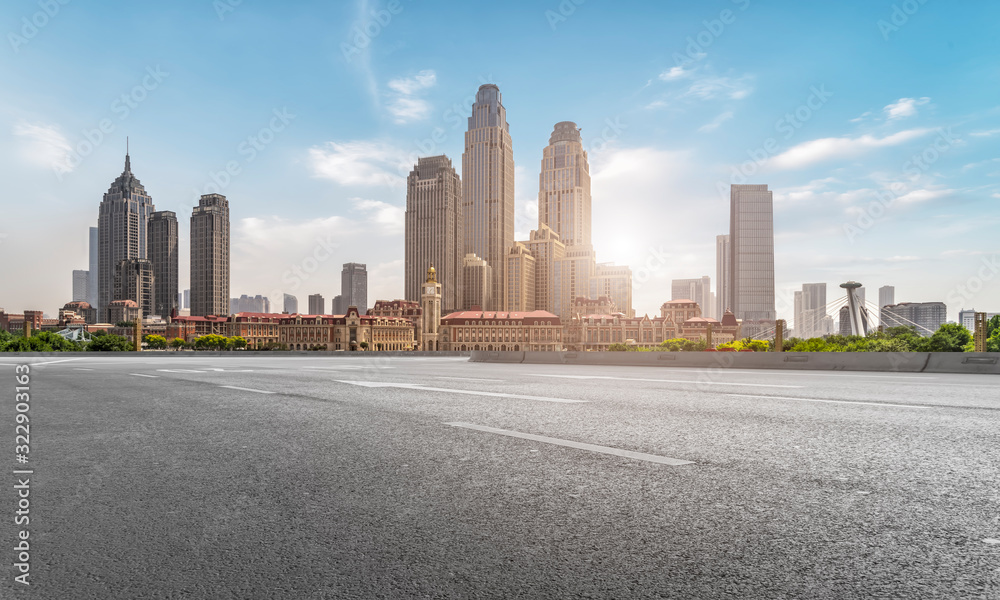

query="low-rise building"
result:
[440,309,562,351]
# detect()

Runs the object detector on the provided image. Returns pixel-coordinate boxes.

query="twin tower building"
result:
[405,84,633,319]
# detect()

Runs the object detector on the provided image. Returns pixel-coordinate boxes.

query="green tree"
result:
[925,323,972,353]
[86,334,135,352]
[229,336,248,350]
[144,334,168,350]
[168,337,187,350]
[359,341,369,350]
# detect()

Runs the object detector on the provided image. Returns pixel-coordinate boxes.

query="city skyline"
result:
[1,1,998,322]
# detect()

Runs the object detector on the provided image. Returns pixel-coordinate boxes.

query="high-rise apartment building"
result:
[341,263,368,314]
[729,184,776,324]
[72,270,89,302]
[88,227,99,307]
[308,294,326,315]
[716,234,731,319]
[463,84,515,311]
[538,122,591,248]
[795,283,828,338]
[959,309,999,331]
[879,286,895,325]
[882,302,947,336]
[671,277,712,314]
[149,211,178,320]
[183,289,190,309]
[462,253,493,311]
[231,294,271,314]
[591,263,634,318]
[283,294,298,314]
[523,225,566,314]
[113,258,155,320]
[553,245,597,320]
[190,194,230,317]
[405,155,463,314]
[98,151,155,322]
[332,295,343,315]
[506,242,536,312]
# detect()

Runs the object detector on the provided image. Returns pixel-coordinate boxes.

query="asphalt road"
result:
[1,354,998,599]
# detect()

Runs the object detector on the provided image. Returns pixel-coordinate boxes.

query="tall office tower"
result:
[148,211,178,320]
[72,270,89,301]
[113,258,155,320]
[341,263,368,313]
[178,292,184,309]
[308,294,326,315]
[98,150,155,322]
[182,289,190,309]
[538,122,591,248]
[592,264,634,318]
[716,234,731,319]
[88,227,99,307]
[879,285,895,325]
[524,225,566,314]
[799,282,827,338]
[553,245,597,319]
[283,293,298,314]
[405,155,463,314]
[332,295,344,315]
[462,84,515,311]
[506,242,536,312]
[671,277,712,313]
[462,253,493,310]
[729,185,776,324]
[190,194,230,316]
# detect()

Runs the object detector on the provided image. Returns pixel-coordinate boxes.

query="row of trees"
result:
[0,330,255,352]
[608,320,999,353]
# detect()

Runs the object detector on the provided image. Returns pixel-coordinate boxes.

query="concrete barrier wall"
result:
[469,351,1000,375]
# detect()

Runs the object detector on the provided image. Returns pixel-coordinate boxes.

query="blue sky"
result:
[1,0,998,323]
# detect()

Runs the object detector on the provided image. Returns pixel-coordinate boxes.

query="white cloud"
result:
[767,129,933,170]
[350,197,404,233]
[850,111,872,123]
[698,111,734,132]
[992,193,1000,199]
[11,120,73,170]
[894,188,954,205]
[884,97,930,120]
[970,128,1000,137]
[658,66,691,81]
[684,76,753,100]
[308,140,413,187]
[386,69,436,123]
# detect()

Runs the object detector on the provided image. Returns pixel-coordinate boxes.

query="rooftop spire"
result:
[125,137,131,172]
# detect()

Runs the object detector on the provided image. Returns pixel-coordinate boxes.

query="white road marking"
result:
[726,394,931,409]
[983,539,1000,545]
[157,369,206,373]
[130,373,159,378]
[303,366,395,370]
[219,386,275,394]
[598,367,939,381]
[531,374,803,389]
[436,376,503,382]
[337,381,585,404]
[31,358,86,366]
[445,422,693,466]
[73,368,93,371]
[204,368,254,372]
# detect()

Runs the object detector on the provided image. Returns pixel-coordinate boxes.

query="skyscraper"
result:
[308,294,326,315]
[283,293,298,314]
[729,184,776,328]
[553,245,597,320]
[798,283,828,338]
[341,263,368,313]
[591,263,634,318]
[331,295,343,315]
[506,242,536,312]
[405,155,463,314]
[716,234,730,319]
[538,122,591,248]
[879,285,895,325]
[88,227,99,308]
[523,225,566,314]
[462,253,493,311]
[72,270,89,302]
[113,258,155,320]
[98,150,155,322]
[463,84,515,311]
[190,194,230,317]
[671,277,712,314]
[149,211,178,320]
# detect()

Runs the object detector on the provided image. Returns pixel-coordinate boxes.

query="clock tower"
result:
[421,265,442,350]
